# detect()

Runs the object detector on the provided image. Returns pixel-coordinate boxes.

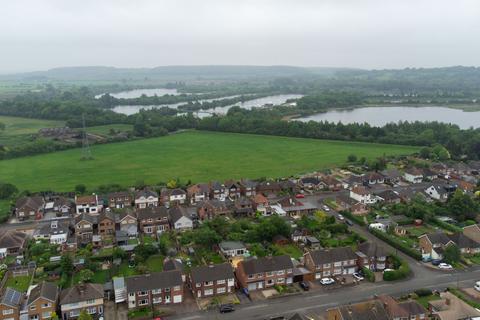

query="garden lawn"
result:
[5,275,31,292]
[1,130,419,192]
[415,294,442,308]
[271,244,303,260]
[145,255,164,272]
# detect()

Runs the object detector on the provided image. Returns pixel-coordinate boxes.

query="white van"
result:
[474,281,480,292]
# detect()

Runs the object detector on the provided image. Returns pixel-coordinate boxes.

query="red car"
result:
[295,194,305,198]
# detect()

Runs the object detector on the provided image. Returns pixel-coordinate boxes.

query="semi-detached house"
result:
[189,263,235,298]
[304,247,358,279]
[60,283,104,320]
[236,255,293,291]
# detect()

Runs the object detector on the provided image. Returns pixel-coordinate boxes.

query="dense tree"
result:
[443,244,461,264]
[78,310,93,320]
[75,184,87,194]
[0,183,18,199]
[60,255,74,276]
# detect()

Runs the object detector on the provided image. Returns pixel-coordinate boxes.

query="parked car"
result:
[353,272,364,281]
[337,214,344,221]
[345,220,353,226]
[320,277,335,285]
[438,263,453,270]
[300,281,310,291]
[431,259,442,266]
[383,269,395,273]
[295,194,305,199]
[219,304,235,313]
[474,281,480,292]
[322,205,330,212]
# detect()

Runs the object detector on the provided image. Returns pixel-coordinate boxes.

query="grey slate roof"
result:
[163,258,184,273]
[337,300,390,320]
[125,271,183,292]
[219,241,246,251]
[309,247,357,265]
[60,283,103,305]
[357,242,388,258]
[0,230,27,249]
[190,263,234,283]
[168,206,190,223]
[241,255,293,275]
[27,281,59,305]
[136,206,168,220]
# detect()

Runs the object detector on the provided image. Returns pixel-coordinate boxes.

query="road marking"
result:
[306,293,327,300]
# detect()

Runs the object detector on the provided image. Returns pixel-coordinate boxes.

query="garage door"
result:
[315,273,321,279]
[173,295,182,303]
[248,283,257,291]
[346,267,355,274]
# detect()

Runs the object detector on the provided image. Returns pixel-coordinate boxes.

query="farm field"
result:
[0,115,65,135]
[0,130,419,192]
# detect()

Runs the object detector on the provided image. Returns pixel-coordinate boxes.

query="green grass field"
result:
[0,116,65,135]
[1,130,418,192]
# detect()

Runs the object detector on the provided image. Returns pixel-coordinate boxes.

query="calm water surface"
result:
[295,106,480,129]
[95,88,180,99]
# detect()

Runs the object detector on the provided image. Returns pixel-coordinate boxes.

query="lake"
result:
[95,88,180,99]
[295,106,480,129]
[112,94,304,116]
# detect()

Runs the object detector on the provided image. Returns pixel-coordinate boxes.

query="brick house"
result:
[350,186,377,205]
[239,179,257,197]
[25,282,59,320]
[196,200,231,220]
[321,176,343,191]
[256,181,282,196]
[134,190,158,209]
[0,230,28,259]
[115,210,138,237]
[418,232,480,260]
[75,195,102,215]
[463,224,480,243]
[168,206,193,231]
[0,288,22,320]
[236,255,294,291]
[107,192,132,209]
[187,184,210,204]
[189,263,235,298]
[378,295,427,320]
[304,247,358,279]
[125,271,183,309]
[233,197,255,217]
[326,299,389,320]
[98,211,116,239]
[15,196,45,220]
[224,181,242,199]
[60,283,104,320]
[209,181,226,201]
[356,242,388,271]
[137,206,170,236]
[74,213,97,245]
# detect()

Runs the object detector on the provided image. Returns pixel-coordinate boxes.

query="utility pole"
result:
[81,114,93,160]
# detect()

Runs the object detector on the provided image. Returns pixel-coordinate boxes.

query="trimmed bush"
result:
[370,228,422,260]
[430,217,462,233]
[415,288,433,297]
[341,210,366,226]
[362,267,375,282]
[383,256,410,281]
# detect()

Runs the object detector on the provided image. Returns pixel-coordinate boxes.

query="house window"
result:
[204,281,213,286]
[129,293,135,297]
[139,299,149,306]
[69,310,80,317]
[217,279,225,285]
[42,311,52,318]
[276,270,285,275]
[2,309,14,315]
[153,297,162,304]
[334,262,341,267]
[217,287,226,294]
[323,263,331,268]
[266,272,274,277]
[173,286,181,291]
[248,274,254,279]
[152,289,162,294]
[30,305,37,311]
[204,289,213,296]
[276,278,285,284]
[138,291,148,296]
[87,307,97,315]
[196,283,201,288]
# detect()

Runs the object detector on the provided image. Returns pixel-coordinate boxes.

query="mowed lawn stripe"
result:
[1,130,418,191]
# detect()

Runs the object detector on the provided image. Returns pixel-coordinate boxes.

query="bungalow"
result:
[326,299,389,320]
[169,206,193,231]
[125,271,183,309]
[134,190,158,209]
[107,191,132,209]
[356,242,388,271]
[304,247,358,279]
[209,181,226,201]
[275,197,316,219]
[350,186,377,205]
[364,172,385,185]
[115,210,138,237]
[25,281,59,320]
[378,295,427,320]
[429,291,480,320]
[60,283,104,319]
[256,181,282,196]
[15,196,45,220]
[299,177,322,190]
[219,241,248,258]
[463,224,480,244]
[239,179,257,197]
[196,199,231,220]
[320,176,343,191]
[419,232,480,260]
[236,255,294,291]
[187,183,210,204]
[0,230,28,259]
[224,180,241,199]
[33,220,70,245]
[75,194,102,215]
[189,263,235,298]
[404,168,424,184]
[0,288,22,320]
[137,206,170,235]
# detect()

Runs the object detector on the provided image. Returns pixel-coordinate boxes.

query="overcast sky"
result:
[2,0,480,73]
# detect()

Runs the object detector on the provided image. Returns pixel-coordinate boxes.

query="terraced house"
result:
[236,255,294,291]
[304,247,358,279]
[189,263,235,298]
[125,271,183,309]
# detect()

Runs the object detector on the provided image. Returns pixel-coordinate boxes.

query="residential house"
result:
[125,271,183,309]
[463,224,480,244]
[326,299,389,320]
[137,206,170,236]
[320,176,343,191]
[350,186,377,205]
[299,177,322,190]
[162,188,187,205]
[25,282,59,320]
[378,295,427,320]
[275,197,316,219]
[15,196,45,220]
[419,232,480,260]
[60,283,104,320]
[253,194,269,216]
[380,168,402,185]
[0,288,22,320]
[429,291,480,320]
[422,168,438,181]
[189,263,235,298]
[239,179,257,197]
[256,181,282,196]
[236,255,294,291]
[233,197,255,217]
[115,210,138,237]
[404,168,424,184]
[187,184,210,204]
[425,185,450,202]
[351,203,369,216]
[364,172,385,185]
[98,211,116,239]
[74,213,97,245]
[344,174,365,188]
[375,190,401,204]
[134,190,158,209]
[169,206,193,231]
[196,200,231,220]
[107,192,132,209]
[163,258,186,282]
[356,242,388,271]
[0,230,27,259]
[304,247,358,279]
[209,181,226,201]
[52,196,74,215]
[75,195,102,215]
[33,220,70,245]
[224,181,241,199]
[219,241,248,258]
